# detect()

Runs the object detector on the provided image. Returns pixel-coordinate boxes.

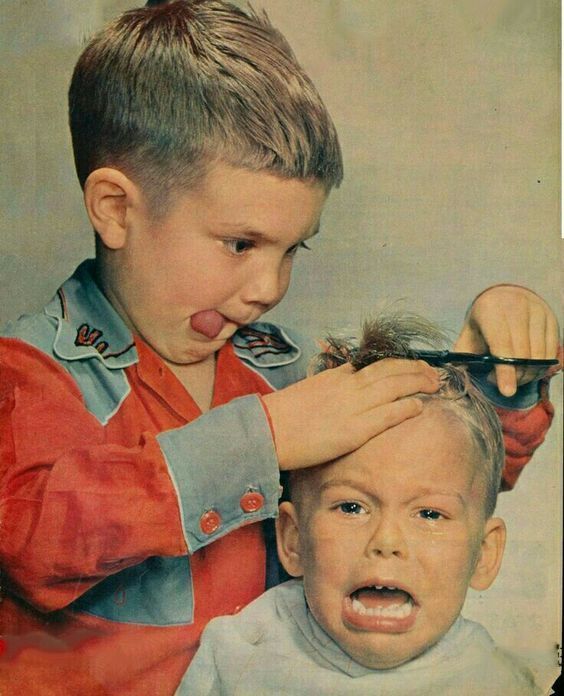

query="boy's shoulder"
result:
[2,260,136,367]
[232,321,318,388]
[188,579,309,678]
[1,261,138,424]
[179,581,313,695]
[201,578,303,646]
[187,586,543,696]
[421,616,543,695]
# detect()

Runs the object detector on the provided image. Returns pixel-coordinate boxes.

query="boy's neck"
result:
[164,353,217,413]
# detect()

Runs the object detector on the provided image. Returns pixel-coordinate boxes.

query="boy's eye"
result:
[337,501,367,515]
[418,509,443,521]
[223,239,255,255]
[286,241,311,257]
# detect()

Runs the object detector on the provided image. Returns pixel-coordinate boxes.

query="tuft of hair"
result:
[68,0,343,213]
[312,313,449,372]
[313,314,505,518]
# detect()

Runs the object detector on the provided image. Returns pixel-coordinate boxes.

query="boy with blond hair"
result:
[183,316,543,695]
[0,2,558,694]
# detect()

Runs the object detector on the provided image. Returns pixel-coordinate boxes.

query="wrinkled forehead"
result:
[289,401,488,515]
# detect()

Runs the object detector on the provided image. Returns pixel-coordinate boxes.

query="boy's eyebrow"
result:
[215,223,321,242]
[404,488,467,506]
[318,479,466,505]
[318,477,365,493]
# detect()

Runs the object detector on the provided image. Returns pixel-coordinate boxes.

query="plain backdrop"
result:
[1,1,561,691]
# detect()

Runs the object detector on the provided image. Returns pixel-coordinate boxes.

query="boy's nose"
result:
[241,263,285,309]
[366,512,408,559]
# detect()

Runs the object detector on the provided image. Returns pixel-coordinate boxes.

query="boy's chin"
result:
[338,632,439,671]
[159,340,225,366]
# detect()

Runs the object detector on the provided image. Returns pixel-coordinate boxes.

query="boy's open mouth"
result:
[343,584,418,632]
[350,586,414,619]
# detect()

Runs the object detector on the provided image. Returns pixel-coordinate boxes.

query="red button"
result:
[240,491,265,513]
[200,510,221,535]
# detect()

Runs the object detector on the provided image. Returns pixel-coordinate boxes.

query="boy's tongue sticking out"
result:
[190,310,226,339]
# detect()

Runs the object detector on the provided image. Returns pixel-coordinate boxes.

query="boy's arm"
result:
[496,389,555,491]
[1,341,182,611]
[0,337,439,613]
[472,372,555,489]
[0,340,280,612]
[454,284,560,488]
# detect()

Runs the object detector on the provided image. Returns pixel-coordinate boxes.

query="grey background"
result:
[1,1,561,690]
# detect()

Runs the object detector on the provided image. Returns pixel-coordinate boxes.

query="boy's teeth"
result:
[351,596,413,619]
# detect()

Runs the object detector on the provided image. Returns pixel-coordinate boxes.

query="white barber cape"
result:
[179,579,541,696]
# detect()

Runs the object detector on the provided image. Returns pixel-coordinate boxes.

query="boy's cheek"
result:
[307,529,361,574]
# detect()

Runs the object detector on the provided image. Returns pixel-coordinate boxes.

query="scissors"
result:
[408,351,559,374]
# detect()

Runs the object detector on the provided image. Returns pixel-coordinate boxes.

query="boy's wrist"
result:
[156,395,281,553]
[471,373,546,410]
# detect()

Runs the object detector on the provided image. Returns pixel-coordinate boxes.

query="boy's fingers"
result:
[355,357,438,382]
[363,397,424,436]
[528,305,547,358]
[453,324,486,354]
[493,364,517,397]
[479,315,521,359]
[360,371,440,406]
[545,315,560,360]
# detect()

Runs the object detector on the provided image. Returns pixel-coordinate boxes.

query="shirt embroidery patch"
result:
[75,323,109,355]
[232,323,302,369]
[235,327,292,357]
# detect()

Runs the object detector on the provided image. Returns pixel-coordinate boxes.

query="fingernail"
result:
[500,383,516,397]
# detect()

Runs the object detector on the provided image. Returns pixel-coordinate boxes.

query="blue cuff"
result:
[157,395,280,552]
[471,374,543,410]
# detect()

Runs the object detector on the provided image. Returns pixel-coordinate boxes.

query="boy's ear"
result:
[469,517,506,591]
[276,501,304,578]
[83,168,142,250]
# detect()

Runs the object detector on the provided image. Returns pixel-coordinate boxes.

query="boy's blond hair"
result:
[310,314,505,518]
[68,0,343,212]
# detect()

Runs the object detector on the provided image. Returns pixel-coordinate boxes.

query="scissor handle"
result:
[411,350,559,370]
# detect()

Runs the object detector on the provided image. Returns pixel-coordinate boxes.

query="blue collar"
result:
[47,260,138,369]
[47,259,302,371]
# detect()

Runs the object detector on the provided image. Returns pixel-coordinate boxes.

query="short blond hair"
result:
[69,0,343,212]
[309,314,505,517]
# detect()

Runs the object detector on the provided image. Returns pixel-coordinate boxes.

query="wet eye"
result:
[338,501,367,515]
[223,239,254,255]
[418,509,443,521]
[286,241,311,257]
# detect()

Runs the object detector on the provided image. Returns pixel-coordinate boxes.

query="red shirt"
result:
[0,263,556,694]
[0,336,275,695]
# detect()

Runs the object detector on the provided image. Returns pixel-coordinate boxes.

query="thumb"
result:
[493,364,518,397]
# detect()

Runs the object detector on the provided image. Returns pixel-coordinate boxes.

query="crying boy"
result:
[180,315,542,695]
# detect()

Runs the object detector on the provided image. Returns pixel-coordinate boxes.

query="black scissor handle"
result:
[411,350,559,371]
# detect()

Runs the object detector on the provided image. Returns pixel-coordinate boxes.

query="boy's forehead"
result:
[174,161,327,234]
[309,405,481,498]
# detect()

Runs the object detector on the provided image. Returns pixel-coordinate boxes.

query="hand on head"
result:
[263,357,440,471]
